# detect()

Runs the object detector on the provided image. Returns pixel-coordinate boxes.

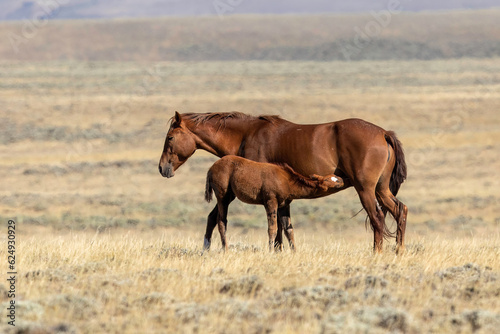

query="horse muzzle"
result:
[159,162,175,178]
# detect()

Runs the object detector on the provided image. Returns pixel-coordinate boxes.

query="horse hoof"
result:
[203,238,211,250]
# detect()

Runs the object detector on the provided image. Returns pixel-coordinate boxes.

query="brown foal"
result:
[205,156,344,251]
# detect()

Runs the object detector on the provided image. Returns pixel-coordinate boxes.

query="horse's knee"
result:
[402,203,408,223]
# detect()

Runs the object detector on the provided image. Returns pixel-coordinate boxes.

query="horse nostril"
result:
[159,166,162,174]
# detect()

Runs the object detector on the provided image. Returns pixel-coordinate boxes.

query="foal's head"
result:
[310,174,345,192]
[158,112,197,178]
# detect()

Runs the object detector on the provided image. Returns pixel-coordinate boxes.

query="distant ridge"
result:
[1,0,499,21]
[1,10,499,61]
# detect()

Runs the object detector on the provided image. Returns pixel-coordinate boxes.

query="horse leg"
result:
[204,192,235,251]
[216,204,228,252]
[203,206,218,250]
[216,193,233,252]
[397,202,408,254]
[278,204,295,251]
[274,218,284,251]
[376,189,408,254]
[358,188,386,253]
[265,201,279,253]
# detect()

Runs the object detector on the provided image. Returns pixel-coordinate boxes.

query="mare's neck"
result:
[186,119,246,157]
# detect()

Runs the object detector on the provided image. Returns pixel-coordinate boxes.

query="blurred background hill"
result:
[1,9,500,61]
[1,0,499,20]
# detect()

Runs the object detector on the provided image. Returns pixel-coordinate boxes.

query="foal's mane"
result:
[181,112,282,129]
[275,163,320,189]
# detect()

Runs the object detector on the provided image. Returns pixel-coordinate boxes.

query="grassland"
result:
[0,57,499,332]
[1,229,499,333]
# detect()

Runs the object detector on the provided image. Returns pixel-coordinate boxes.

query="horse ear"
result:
[318,183,329,192]
[310,174,322,181]
[172,111,183,127]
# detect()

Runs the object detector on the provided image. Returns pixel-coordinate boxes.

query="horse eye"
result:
[168,136,174,142]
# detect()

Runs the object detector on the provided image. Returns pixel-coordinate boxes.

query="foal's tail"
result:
[205,170,214,203]
[385,131,407,196]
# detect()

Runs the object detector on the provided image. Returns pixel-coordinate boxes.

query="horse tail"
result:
[385,131,407,196]
[205,170,214,203]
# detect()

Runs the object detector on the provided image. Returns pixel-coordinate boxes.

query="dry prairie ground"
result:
[0,58,499,332]
[0,228,499,333]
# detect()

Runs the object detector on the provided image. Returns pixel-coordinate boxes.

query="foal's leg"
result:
[278,204,295,251]
[203,206,218,250]
[265,200,279,252]
[204,193,235,250]
[216,202,229,252]
[274,217,284,251]
[376,188,408,254]
[216,194,233,252]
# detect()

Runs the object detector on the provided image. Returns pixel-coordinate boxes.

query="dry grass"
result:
[0,228,499,333]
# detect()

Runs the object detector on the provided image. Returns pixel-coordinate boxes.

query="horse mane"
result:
[275,163,319,189]
[181,112,282,129]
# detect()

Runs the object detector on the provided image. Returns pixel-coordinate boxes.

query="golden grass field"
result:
[0,57,499,333]
[5,229,500,333]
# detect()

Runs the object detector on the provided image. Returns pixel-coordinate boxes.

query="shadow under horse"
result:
[158,112,407,254]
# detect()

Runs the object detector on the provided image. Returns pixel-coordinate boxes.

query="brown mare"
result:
[205,155,344,251]
[159,111,408,253]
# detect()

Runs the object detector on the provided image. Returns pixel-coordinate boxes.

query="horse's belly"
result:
[233,188,262,206]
